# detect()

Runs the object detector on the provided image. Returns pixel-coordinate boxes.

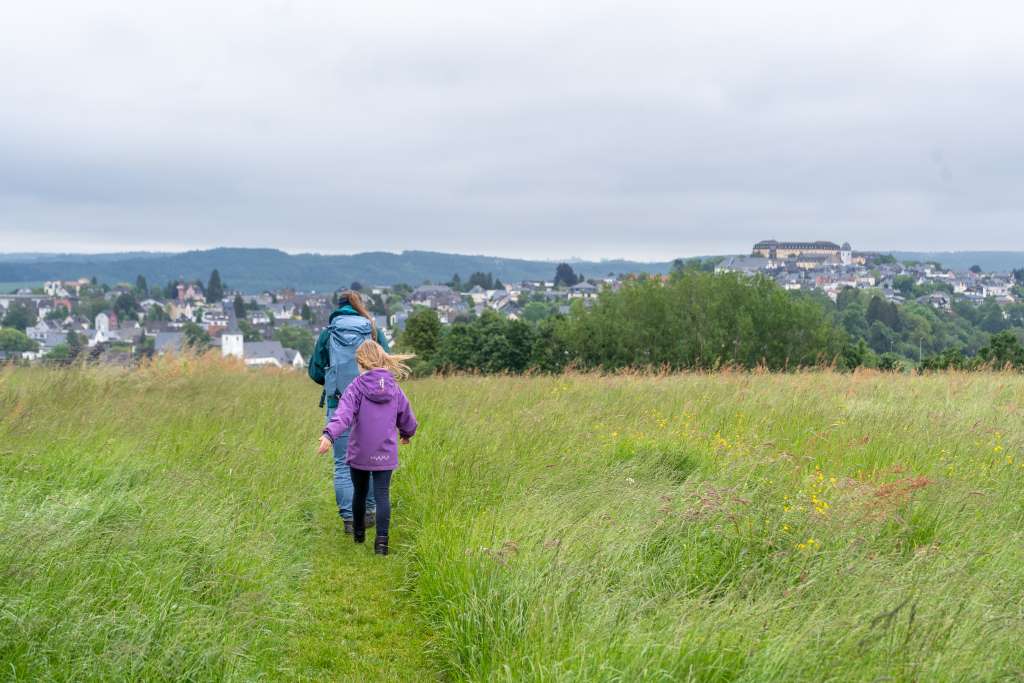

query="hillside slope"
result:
[2,364,1023,680]
[890,250,1024,272]
[0,248,676,291]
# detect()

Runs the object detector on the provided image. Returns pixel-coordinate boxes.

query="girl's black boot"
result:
[353,527,366,544]
[374,536,389,556]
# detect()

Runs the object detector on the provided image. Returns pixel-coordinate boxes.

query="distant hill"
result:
[0,248,677,292]
[890,251,1024,272]
[7,247,1020,293]
[0,252,167,264]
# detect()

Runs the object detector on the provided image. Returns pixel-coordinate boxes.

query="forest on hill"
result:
[890,251,1024,272]
[0,248,675,292]
[4,248,1024,293]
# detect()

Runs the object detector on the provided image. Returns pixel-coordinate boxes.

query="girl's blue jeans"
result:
[328,410,375,521]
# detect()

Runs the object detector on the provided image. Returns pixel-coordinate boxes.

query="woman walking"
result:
[308,290,391,534]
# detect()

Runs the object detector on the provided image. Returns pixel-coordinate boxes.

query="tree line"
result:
[833,284,1024,369]
[398,270,1024,374]
[400,270,845,373]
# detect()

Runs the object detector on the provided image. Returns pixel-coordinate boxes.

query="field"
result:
[2,360,1023,681]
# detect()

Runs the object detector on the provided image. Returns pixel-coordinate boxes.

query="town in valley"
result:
[1,240,1022,367]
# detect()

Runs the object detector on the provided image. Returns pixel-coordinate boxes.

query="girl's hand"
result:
[400,437,411,445]
[317,435,332,454]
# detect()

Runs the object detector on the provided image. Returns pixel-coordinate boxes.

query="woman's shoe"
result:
[343,519,354,535]
[374,536,389,556]
[353,529,366,544]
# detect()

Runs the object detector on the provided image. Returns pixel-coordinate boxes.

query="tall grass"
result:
[0,358,329,680]
[399,371,1024,681]
[2,361,1023,680]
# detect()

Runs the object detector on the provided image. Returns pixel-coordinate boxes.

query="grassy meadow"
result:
[2,359,1023,681]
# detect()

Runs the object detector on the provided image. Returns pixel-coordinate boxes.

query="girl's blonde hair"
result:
[356,340,415,379]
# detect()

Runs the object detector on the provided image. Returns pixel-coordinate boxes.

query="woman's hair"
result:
[339,290,377,342]
[356,340,415,379]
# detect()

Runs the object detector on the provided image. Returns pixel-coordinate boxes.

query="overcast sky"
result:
[1,1,1022,260]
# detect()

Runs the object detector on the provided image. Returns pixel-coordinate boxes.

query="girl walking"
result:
[317,340,418,555]
[308,290,391,534]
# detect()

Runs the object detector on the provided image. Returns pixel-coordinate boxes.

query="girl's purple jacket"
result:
[323,368,418,471]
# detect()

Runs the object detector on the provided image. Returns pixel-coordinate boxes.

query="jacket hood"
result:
[328,304,360,323]
[355,368,397,403]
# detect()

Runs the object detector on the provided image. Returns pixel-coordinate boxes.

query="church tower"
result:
[222,333,244,359]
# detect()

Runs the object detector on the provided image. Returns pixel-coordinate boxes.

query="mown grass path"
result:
[0,363,442,681]
[288,508,440,682]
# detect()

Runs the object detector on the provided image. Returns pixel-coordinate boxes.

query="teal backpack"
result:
[324,315,374,404]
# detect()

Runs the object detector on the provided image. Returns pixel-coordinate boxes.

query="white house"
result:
[221,334,304,369]
[855,275,877,288]
[267,303,296,320]
[468,285,488,305]
[44,281,72,297]
[26,319,60,342]
[168,302,196,322]
[983,283,1011,298]
[569,282,599,300]
[244,341,304,368]
[92,313,112,346]
[202,310,231,328]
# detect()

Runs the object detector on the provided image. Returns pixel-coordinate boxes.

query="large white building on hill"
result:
[752,240,853,264]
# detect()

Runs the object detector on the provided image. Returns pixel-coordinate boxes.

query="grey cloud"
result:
[1,0,1023,258]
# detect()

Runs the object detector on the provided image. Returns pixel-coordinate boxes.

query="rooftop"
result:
[754,240,843,250]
